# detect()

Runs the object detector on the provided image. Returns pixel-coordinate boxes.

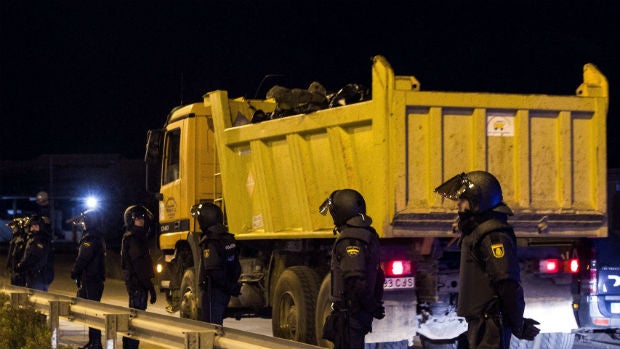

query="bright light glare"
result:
[156,264,163,273]
[85,196,99,209]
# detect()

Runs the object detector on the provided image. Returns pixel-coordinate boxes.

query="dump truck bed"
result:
[206,56,608,240]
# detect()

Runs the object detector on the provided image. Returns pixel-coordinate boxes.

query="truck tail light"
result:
[569,258,579,273]
[539,258,580,274]
[540,259,559,273]
[383,260,412,277]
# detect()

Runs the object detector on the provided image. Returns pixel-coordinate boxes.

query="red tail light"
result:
[383,260,412,276]
[539,258,580,274]
[540,259,559,273]
[569,258,579,273]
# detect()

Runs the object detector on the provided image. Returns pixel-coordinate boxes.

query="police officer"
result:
[70,210,106,349]
[319,189,385,349]
[15,214,54,291]
[434,171,540,349]
[121,205,156,349]
[191,202,241,325]
[6,217,28,286]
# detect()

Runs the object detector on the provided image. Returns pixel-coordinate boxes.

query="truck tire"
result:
[272,266,320,344]
[315,273,334,348]
[179,268,199,320]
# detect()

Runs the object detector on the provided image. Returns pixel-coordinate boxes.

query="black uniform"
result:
[6,225,28,286]
[71,229,106,349]
[457,210,524,349]
[16,229,54,291]
[435,171,540,349]
[121,227,155,349]
[198,224,241,324]
[329,216,384,349]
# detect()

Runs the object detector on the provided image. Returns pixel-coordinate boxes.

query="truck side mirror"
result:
[145,129,164,193]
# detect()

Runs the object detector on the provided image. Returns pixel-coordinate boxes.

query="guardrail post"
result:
[10,292,29,308]
[105,313,129,349]
[185,331,215,349]
[49,300,70,349]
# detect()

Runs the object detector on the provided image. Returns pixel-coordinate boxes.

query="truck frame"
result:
[145,56,608,347]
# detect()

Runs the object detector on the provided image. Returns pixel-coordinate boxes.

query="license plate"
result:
[384,277,415,290]
[611,302,620,314]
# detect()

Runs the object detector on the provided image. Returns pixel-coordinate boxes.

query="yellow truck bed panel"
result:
[206,56,608,239]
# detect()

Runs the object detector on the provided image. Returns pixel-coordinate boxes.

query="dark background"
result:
[1,1,619,167]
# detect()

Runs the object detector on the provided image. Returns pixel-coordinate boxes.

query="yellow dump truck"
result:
[144,56,608,347]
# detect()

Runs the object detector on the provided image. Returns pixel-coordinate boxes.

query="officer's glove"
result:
[514,318,540,340]
[372,304,385,320]
[149,286,157,304]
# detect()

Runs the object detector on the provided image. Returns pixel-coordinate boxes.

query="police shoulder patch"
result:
[84,242,91,247]
[203,249,210,258]
[491,243,505,258]
[346,245,360,256]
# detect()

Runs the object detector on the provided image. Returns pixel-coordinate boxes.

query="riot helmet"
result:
[28,214,50,234]
[123,205,153,229]
[190,202,223,231]
[434,171,503,214]
[319,189,367,227]
[74,209,102,232]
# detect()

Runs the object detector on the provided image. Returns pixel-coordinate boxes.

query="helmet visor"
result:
[434,172,473,200]
[190,203,201,217]
[318,197,332,215]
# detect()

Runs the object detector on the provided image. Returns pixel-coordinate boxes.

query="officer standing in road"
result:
[6,217,28,286]
[191,202,241,325]
[319,189,385,349]
[434,171,540,349]
[15,214,54,291]
[71,210,106,349]
[121,205,156,349]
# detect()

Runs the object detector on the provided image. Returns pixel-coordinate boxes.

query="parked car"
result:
[571,231,620,345]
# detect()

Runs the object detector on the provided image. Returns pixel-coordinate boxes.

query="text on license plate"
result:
[384,277,415,290]
[611,302,620,314]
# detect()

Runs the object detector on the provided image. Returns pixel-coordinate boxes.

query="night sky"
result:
[1,1,619,167]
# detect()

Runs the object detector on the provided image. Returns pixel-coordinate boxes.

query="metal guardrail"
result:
[1,284,322,349]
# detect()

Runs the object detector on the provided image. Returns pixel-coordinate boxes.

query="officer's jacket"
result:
[121,229,154,290]
[7,232,27,272]
[331,217,384,313]
[457,216,524,324]
[198,224,241,295]
[17,232,53,282]
[71,230,106,282]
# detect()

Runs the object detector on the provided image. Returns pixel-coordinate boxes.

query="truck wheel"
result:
[272,266,320,344]
[315,273,334,348]
[179,268,199,320]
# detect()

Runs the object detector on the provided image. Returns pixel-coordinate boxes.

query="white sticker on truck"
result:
[487,114,514,137]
